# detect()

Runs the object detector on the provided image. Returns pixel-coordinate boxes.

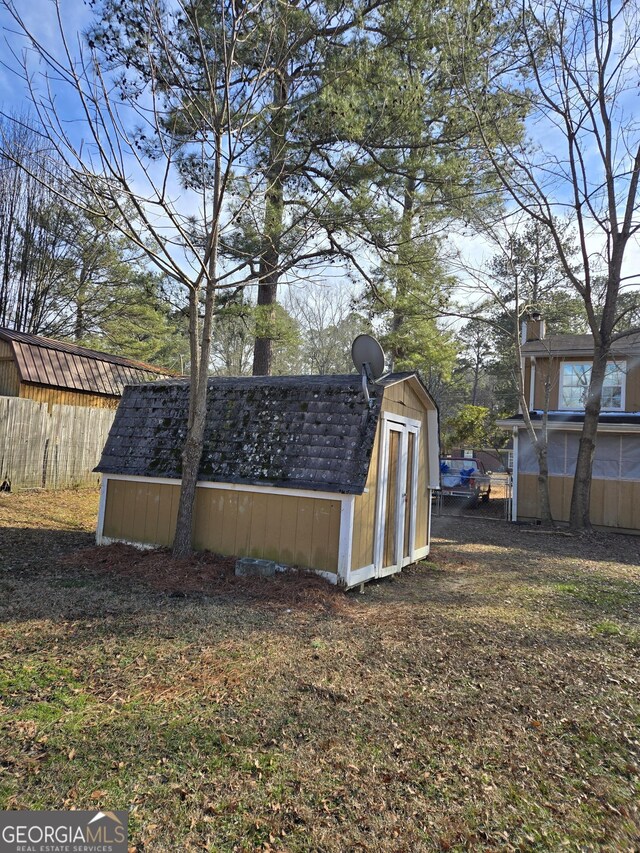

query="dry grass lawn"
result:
[0,489,639,851]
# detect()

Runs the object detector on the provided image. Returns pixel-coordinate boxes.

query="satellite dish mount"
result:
[351,334,385,408]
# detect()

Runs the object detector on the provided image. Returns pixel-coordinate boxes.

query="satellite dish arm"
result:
[362,362,375,407]
[362,369,370,406]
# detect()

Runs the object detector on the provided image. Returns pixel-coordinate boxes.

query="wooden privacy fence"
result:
[0,396,116,490]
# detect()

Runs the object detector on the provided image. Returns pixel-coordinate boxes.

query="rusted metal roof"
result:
[96,373,434,494]
[0,328,175,397]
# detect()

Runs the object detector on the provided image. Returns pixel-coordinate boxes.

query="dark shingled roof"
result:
[0,327,175,397]
[96,374,418,494]
[522,333,640,357]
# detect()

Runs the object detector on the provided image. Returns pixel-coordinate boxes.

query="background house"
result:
[95,372,440,588]
[499,320,640,531]
[0,328,174,411]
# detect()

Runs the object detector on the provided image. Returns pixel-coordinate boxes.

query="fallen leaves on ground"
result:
[0,490,639,852]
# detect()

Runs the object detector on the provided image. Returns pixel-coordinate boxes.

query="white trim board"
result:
[498,420,640,435]
[96,476,108,544]
[413,544,430,561]
[529,361,536,411]
[345,564,376,588]
[337,495,355,584]
[101,472,353,502]
[381,410,422,430]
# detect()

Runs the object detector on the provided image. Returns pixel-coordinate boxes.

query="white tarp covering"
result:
[518,430,640,481]
[440,459,478,487]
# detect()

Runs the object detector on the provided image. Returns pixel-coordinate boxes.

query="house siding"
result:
[517,472,640,531]
[526,356,640,411]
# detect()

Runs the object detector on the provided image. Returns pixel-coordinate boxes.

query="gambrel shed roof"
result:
[0,328,174,397]
[96,372,432,494]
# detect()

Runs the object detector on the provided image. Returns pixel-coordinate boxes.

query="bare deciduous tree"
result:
[453,219,563,525]
[456,0,640,530]
[285,285,368,375]
[1,0,298,554]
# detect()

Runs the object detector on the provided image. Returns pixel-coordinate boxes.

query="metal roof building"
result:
[0,328,175,410]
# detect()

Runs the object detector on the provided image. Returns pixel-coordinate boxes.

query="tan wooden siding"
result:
[0,341,20,397]
[103,479,341,571]
[626,363,640,410]
[523,360,532,406]
[517,473,640,531]
[382,380,430,549]
[103,479,181,546]
[19,383,120,411]
[350,380,432,571]
[523,357,560,410]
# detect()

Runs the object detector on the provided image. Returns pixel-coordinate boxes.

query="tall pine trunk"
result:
[252,69,287,376]
[389,173,416,367]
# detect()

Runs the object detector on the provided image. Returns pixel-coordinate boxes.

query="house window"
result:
[560,361,625,410]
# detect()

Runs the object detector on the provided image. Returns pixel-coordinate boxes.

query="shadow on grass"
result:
[432,513,640,568]
[1,522,638,645]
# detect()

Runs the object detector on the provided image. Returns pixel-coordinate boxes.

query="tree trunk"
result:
[171,409,207,556]
[569,242,622,530]
[75,281,86,341]
[252,70,287,377]
[252,279,279,375]
[471,360,480,406]
[535,440,553,525]
[514,307,554,527]
[172,286,215,557]
[172,219,220,556]
[568,346,608,530]
[389,172,416,367]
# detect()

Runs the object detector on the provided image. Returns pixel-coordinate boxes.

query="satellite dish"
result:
[352,334,385,381]
[351,334,385,406]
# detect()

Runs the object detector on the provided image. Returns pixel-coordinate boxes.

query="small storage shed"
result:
[95,372,440,588]
[0,328,174,411]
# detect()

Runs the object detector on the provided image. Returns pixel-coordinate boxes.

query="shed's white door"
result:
[374,417,420,577]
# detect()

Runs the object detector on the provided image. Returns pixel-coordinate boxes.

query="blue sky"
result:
[0,1,92,110]
[1,0,639,313]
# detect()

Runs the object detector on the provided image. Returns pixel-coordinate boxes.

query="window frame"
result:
[558,360,626,411]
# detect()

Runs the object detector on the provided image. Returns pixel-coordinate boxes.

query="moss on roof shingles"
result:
[95,374,388,494]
